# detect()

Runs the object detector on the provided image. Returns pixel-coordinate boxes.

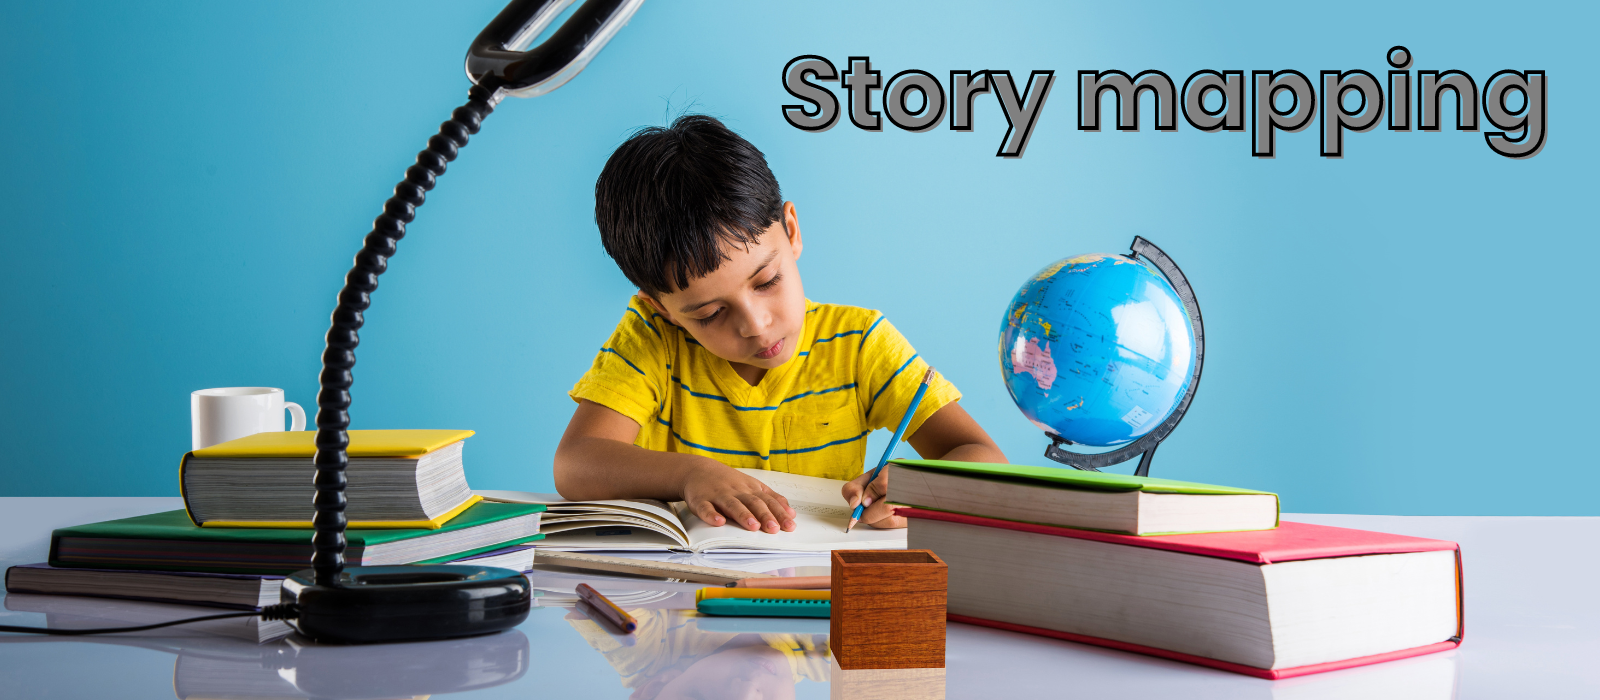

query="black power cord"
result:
[0,603,297,636]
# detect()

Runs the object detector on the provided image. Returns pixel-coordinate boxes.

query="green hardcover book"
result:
[48,502,545,575]
[886,459,1278,536]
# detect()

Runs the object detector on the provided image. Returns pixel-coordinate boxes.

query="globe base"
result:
[1045,433,1158,477]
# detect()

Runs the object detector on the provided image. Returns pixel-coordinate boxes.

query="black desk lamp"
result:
[280,0,646,644]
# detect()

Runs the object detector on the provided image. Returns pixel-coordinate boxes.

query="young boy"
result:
[554,115,1007,532]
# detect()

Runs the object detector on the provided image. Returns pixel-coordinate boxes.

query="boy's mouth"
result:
[753,337,786,361]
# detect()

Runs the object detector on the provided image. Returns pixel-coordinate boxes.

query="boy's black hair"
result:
[595,115,784,295]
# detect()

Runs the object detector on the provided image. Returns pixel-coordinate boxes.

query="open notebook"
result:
[477,469,905,553]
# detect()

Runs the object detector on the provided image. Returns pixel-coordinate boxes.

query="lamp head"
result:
[467,0,645,98]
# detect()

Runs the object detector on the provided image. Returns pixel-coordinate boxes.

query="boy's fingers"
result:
[863,484,884,506]
[715,496,762,532]
[689,500,726,527]
[845,472,890,510]
[867,513,908,529]
[841,475,869,508]
[868,473,889,497]
[861,496,897,525]
[738,494,781,534]
[765,489,796,518]
[759,492,797,531]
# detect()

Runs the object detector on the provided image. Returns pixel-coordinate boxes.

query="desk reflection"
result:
[0,626,528,700]
[568,607,832,700]
[175,631,529,699]
[1264,650,1459,700]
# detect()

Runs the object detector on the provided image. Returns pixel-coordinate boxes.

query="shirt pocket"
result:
[778,403,868,482]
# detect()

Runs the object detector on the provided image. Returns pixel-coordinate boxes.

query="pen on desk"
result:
[725,575,831,589]
[847,367,937,533]
[573,599,638,645]
[576,583,637,634]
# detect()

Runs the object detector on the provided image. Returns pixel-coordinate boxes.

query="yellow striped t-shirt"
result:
[569,297,961,481]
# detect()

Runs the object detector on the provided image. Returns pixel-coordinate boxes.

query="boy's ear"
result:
[636,293,681,328]
[782,201,803,260]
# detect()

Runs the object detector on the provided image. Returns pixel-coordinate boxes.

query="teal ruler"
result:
[696,598,831,618]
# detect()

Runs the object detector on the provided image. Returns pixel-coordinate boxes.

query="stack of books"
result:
[888,459,1464,680]
[5,430,545,641]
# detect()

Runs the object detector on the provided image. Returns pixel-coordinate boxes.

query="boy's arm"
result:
[841,401,1007,529]
[554,399,797,533]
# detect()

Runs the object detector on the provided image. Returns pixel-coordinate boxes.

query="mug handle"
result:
[285,402,307,432]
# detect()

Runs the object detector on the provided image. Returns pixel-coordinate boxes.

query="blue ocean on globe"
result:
[999,254,1196,447]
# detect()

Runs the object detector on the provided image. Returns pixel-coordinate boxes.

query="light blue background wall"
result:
[1,1,1593,514]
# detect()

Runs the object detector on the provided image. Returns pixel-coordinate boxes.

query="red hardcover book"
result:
[899,507,1463,680]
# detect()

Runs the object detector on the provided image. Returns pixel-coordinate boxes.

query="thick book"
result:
[7,563,281,610]
[180,429,478,528]
[888,459,1278,535]
[479,468,905,553]
[6,545,539,610]
[901,507,1463,679]
[3,593,292,643]
[48,502,545,575]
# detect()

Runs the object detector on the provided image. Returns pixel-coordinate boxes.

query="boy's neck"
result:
[729,361,768,387]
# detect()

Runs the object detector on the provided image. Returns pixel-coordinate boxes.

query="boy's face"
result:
[640,201,807,374]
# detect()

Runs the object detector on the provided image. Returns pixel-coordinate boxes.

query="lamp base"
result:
[281,565,530,644]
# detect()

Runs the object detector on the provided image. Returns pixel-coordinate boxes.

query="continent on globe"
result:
[1010,335,1057,391]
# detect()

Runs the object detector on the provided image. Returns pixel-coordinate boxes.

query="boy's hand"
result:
[842,469,906,529]
[683,462,797,533]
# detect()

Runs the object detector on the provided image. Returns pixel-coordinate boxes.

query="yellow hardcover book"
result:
[181,429,478,529]
[190,429,475,458]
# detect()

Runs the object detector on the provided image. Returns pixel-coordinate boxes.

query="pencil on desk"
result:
[576,583,638,633]
[847,367,937,533]
[725,575,831,589]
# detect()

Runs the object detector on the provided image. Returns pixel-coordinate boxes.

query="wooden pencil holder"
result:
[829,549,947,670]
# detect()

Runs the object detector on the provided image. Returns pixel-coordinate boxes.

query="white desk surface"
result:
[1,497,1594,699]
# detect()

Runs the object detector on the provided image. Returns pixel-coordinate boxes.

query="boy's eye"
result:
[696,308,723,325]
[755,273,783,291]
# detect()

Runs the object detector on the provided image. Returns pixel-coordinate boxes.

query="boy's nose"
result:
[739,304,772,337]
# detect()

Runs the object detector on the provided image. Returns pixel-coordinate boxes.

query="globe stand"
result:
[1039,237,1205,478]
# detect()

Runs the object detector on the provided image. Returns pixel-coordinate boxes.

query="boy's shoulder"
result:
[805,301,883,336]
[617,295,672,340]
[806,301,906,355]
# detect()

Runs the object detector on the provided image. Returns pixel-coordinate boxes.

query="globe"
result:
[1000,253,1197,447]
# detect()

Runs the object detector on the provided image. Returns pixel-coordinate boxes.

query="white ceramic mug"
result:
[191,387,306,450]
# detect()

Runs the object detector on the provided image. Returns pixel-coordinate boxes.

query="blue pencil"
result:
[847,367,937,533]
